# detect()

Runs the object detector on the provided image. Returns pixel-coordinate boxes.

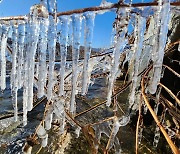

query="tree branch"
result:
[0,2,179,21]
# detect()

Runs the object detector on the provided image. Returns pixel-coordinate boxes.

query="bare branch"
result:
[0,2,180,21]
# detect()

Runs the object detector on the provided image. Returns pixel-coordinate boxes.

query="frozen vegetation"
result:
[0,0,178,153]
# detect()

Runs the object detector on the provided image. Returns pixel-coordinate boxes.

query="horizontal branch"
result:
[0,2,179,21]
[56,2,180,16]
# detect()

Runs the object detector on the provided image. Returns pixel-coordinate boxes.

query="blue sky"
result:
[0,0,152,48]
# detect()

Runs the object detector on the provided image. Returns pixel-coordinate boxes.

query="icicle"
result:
[109,117,121,150]
[37,124,47,138]
[148,1,170,94]
[11,23,18,89]
[0,24,9,90]
[75,126,81,138]
[27,5,40,111]
[22,22,30,126]
[40,0,48,8]
[82,12,95,95]
[17,21,26,89]
[119,115,130,126]
[106,8,130,106]
[37,16,49,98]
[53,97,66,133]
[59,16,70,96]
[70,14,82,114]
[106,41,127,106]
[37,124,48,147]
[47,16,57,100]
[11,23,19,122]
[129,15,146,109]
[47,0,57,14]
[44,106,53,130]
[42,134,48,147]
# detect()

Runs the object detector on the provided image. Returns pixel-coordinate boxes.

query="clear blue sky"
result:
[0,0,152,48]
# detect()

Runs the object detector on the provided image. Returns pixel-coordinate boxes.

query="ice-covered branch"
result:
[0,2,179,21]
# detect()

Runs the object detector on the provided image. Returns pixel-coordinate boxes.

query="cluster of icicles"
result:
[0,0,171,152]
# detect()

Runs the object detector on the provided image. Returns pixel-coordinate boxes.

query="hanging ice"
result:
[82,12,95,95]
[22,22,30,126]
[0,24,9,90]
[37,16,49,98]
[17,21,26,89]
[70,14,82,114]
[37,124,48,147]
[47,0,57,14]
[47,16,57,100]
[44,106,53,130]
[59,16,70,96]
[129,15,146,109]
[11,23,19,122]
[148,1,170,94]
[27,5,40,111]
[106,8,130,106]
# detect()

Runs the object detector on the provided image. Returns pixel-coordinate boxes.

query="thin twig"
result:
[163,64,180,78]
[90,116,115,126]
[36,146,42,154]
[65,110,82,128]
[159,83,180,106]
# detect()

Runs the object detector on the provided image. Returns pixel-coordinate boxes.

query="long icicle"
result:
[47,16,57,100]
[37,17,49,98]
[27,6,40,111]
[0,24,9,90]
[82,12,95,95]
[11,23,19,122]
[148,0,170,94]
[129,15,146,109]
[59,15,70,96]
[70,14,82,114]
[106,8,129,106]
[17,21,26,89]
[22,22,30,126]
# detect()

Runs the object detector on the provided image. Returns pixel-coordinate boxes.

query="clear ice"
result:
[70,14,82,114]
[82,12,95,95]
